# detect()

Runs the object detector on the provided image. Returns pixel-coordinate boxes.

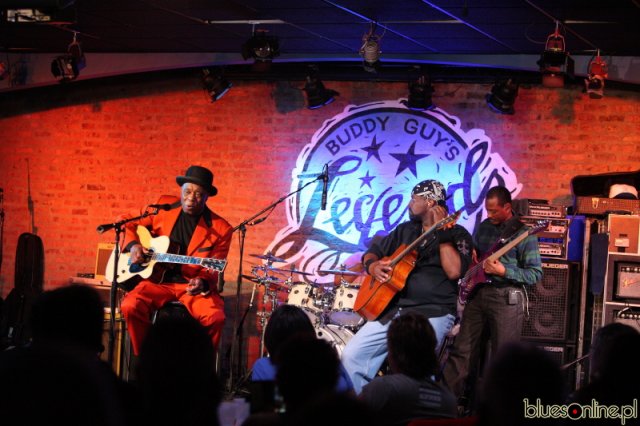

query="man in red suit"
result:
[119,165,232,356]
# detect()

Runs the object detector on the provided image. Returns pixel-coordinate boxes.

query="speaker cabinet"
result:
[521,260,581,342]
[524,342,578,393]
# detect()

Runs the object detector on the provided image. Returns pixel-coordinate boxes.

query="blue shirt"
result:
[251,356,355,393]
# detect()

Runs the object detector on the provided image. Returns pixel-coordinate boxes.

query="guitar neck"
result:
[152,253,210,267]
[390,210,460,267]
[486,230,530,262]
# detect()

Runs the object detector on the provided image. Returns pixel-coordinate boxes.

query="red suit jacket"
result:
[120,195,232,289]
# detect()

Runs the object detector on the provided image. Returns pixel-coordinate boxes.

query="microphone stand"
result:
[96,209,157,373]
[226,173,324,395]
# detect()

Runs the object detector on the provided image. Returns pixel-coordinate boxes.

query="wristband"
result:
[363,259,375,275]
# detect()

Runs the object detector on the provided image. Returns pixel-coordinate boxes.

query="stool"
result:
[151,300,223,375]
[152,300,190,323]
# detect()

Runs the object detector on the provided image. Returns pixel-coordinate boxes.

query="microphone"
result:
[321,163,329,211]
[96,223,116,234]
[148,203,173,211]
[248,217,267,226]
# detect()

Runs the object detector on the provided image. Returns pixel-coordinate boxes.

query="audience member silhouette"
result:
[475,341,565,426]
[568,322,640,424]
[243,335,351,426]
[288,392,383,426]
[0,284,127,426]
[136,312,222,426]
[251,304,353,393]
[359,311,457,425]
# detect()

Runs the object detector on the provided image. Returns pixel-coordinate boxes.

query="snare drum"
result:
[286,283,321,322]
[329,285,364,328]
[315,324,354,358]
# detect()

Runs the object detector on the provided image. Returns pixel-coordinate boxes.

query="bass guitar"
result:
[457,220,548,305]
[104,226,227,286]
[354,209,462,321]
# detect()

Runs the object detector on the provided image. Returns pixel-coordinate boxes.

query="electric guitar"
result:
[457,220,548,305]
[104,226,227,286]
[354,209,462,321]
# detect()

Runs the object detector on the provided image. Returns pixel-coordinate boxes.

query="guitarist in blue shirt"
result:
[442,185,543,411]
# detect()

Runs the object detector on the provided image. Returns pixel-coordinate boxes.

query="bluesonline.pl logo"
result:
[524,398,638,424]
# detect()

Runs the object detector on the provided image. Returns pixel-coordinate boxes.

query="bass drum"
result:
[315,324,354,358]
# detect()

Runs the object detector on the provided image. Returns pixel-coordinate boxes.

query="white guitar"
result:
[104,226,226,285]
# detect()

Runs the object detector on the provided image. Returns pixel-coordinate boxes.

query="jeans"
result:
[341,311,455,394]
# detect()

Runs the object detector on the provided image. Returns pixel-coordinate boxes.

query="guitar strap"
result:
[499,216,525,240]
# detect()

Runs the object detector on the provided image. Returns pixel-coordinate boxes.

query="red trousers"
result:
[120,282,225,356]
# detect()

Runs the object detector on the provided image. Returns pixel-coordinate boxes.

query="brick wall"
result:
[1,72,639,367]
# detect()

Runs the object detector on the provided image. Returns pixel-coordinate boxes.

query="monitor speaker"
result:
[521,260,580,342]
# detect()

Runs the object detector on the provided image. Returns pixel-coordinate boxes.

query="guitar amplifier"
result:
[513,199,566,218]
[521,216,569,260]
[95,243,115,280]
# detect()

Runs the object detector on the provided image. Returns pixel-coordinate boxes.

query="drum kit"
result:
[244,252,365,356]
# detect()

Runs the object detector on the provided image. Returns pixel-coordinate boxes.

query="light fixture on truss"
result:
[584,50,608,99]
[360,22,383,73]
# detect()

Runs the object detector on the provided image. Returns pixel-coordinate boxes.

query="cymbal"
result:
[249,253,285,263]
[317,268,362,276]
[269,266,314,276]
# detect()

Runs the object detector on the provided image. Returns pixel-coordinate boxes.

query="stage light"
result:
[406,73,435,111]
[241,28,280,72]
[537,22,573,88]
[50,32,85,82]
[584,51,607,99]
[486,79,519,115]
[303,66,338,109]
[202,68,232,102]
[360,22,382,73]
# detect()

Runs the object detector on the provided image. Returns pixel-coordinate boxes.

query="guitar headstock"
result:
[531,220,550,235]
[437,209,463,230]
[202,258,227,272]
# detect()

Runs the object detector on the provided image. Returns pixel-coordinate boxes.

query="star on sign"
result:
[389,141,430,177]
[360,135,385,162]
[359,171,375,188]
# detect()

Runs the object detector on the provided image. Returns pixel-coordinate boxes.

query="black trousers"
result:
[443,285,525,400]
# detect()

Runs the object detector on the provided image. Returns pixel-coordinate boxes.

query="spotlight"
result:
[50,32,85,82]
[360,22,382,73]
[241,29,279,71]
[406,73,435,111]
[202,69,232,102]
[537,22,573,88]
[486,79,519,114]
[584,51,607,99]
[303,66,338,109]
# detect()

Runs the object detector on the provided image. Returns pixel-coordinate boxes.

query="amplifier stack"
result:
[520,215,572,260]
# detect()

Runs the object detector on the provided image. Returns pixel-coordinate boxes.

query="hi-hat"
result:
[241,274,287,290]
[317,268,362,276]
[249,253,285,263]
